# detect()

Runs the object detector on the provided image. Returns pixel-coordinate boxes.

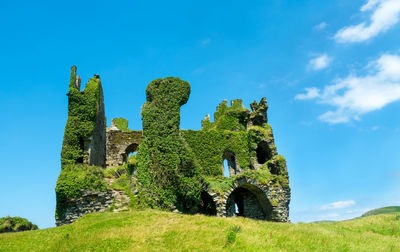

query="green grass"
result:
[362,206,400,217]
[1,209,399,251]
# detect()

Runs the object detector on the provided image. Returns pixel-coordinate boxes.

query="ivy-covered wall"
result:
[60,66,105,166]
[56,66,107,223]
[135,77,202,212]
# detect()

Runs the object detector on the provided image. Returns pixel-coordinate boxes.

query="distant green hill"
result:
[1,209,399,251]
[362,206,400,217]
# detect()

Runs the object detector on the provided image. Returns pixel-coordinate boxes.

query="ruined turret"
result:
[61,66,106,167]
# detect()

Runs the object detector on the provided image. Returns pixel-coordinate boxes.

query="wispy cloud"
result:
[314,22,327,31]
[296,53,400,123]
[335,0,400,43]
[200,38,211,47]
[320,200,356,210]
[308,54,332,71]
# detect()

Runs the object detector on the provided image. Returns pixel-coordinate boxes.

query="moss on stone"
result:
[55,164,107,219]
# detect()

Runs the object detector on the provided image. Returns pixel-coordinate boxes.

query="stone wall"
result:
[105,129,143,168]
[86,77,106,167]
[56,190,114,226]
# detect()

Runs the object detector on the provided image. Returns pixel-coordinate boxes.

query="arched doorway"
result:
[226,184,272,220]
[197,191,217,216]
[122,143,138,164]
[122,143,138,174]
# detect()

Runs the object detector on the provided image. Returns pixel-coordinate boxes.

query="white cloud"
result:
[314,22,327,30]
[320,200,356,210]
[295,87,320,100]
[308,54,332,71]
[296,53,400,123]
[335,0,400,43]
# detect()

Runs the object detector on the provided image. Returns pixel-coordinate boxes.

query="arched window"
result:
[256,141,272,164]
[222,150,237,177]
[223,159,230,177]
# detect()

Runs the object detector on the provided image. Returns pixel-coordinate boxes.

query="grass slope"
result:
[362,206,400,217]
[0,209,399,251]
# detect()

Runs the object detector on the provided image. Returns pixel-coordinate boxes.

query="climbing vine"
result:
[181,130,250,176]
[61,66,102,166]
[57,66,106,219]
[136,77,202,212]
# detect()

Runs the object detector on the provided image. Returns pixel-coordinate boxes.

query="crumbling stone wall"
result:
[87,79,106,167]
[106,128,142,168]
[56,190,114,226]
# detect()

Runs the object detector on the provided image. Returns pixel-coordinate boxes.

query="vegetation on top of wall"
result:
[55,164,107,219]
[112,118,130,131]
[136,77,202,213]
[61,66,102,166]
[202,99,250,131]
[0,216,38,233]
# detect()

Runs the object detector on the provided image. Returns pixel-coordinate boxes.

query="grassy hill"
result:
[362,206,400,217]
[0,209,399,251]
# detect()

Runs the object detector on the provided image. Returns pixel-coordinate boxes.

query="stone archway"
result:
[122,143,138,164]
[225,183,272,220]
[105,129,143,168]
[197,191,217,216]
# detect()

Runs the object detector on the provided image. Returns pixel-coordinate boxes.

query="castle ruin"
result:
[55,66,290,225]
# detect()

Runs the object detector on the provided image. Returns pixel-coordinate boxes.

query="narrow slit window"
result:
[223,159,230,177]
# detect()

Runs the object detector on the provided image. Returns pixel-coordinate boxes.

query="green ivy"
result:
[136,77,202,212]
[181,129,250,176]
[202,99,250,131]
[61,66,102,166]
[55,164,107,219]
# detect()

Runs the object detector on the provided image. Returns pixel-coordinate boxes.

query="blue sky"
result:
[1,0,400,228]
